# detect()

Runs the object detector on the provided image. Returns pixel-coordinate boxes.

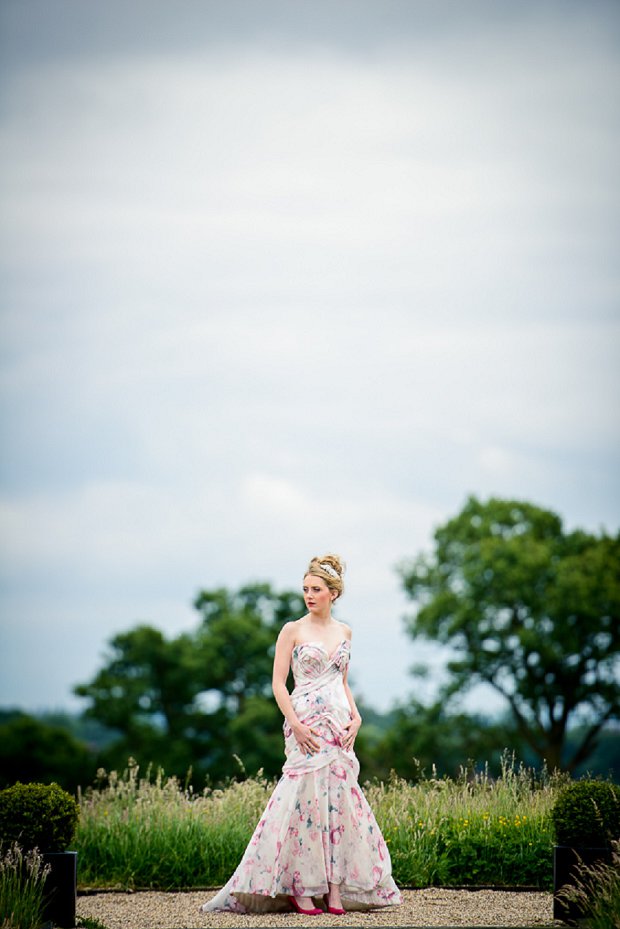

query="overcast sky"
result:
[1,0,618,719]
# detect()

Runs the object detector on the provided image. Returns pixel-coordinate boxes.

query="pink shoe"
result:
[289,896,322,915]
[324,894,346,915]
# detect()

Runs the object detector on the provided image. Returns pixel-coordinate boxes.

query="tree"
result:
[371,700,516,782]
[0,713,97,793]
[399,496,620,772]
[75,583,305,783]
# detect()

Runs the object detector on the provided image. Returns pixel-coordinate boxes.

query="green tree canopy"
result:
[0,713,97,793]
[372,699,515,782]
[74,583,304,783]
[399,496,620,772]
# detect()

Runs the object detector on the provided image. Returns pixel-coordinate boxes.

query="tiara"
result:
[319,562,339,579]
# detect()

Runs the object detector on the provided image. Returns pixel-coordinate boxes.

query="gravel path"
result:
[78,889,558,928]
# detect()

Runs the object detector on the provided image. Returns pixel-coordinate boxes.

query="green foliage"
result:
[557,839,620,929]
[75,756,560,890]
[568,724,620,782]
[399,495,620,772]
[74,583,305,784]
[77,919,111,929]
[76,759,273,889]
[0,843,50,929]
[368,754,560,888]
[551,780,620,848]
[370,699,516,781]
[0,713,97,793]
[0,782,79,852]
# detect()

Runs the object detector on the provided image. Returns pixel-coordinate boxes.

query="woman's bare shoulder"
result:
[278,618,305,642]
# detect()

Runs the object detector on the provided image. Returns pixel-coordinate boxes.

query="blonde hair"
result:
[305,553,345,600]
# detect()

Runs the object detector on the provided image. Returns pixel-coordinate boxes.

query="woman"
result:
[201,554,401,916]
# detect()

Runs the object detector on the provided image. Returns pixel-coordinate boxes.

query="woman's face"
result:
[303,574,335,614]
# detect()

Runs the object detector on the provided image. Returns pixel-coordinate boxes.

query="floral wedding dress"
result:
[201,639,401,914]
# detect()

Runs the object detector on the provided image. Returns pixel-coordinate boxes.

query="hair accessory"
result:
[318,562,339,579]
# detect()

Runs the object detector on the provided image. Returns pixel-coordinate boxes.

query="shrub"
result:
[551,780,620,848]
[0,782,79,852]
[0,842,50,929]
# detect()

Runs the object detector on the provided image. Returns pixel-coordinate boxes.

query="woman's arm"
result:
[272,622,320,755]
[342,637,362,751]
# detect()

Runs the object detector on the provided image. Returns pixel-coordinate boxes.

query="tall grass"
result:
[77,760,272,889]
[0,843,50,929]
[76,754,562,890]
[557,840,620,929]
[366,755,561,887]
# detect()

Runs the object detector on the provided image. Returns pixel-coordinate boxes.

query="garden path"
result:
[78,888,558,928]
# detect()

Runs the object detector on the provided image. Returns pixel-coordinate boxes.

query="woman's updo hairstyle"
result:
[305,553,345,600]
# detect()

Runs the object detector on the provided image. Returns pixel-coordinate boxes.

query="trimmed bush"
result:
[0,782,79,852]
[551,780,620,848]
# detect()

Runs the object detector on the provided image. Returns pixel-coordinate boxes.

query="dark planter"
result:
[553,845,613,924]
[41,851,77,928]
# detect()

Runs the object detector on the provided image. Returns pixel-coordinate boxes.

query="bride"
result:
[201,554,401,915]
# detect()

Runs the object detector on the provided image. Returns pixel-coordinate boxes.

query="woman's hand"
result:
[342,715,361,751]
[292,720,321,755]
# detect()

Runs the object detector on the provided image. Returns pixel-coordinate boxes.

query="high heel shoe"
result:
[324,894,346,915]
[289,896,322,915]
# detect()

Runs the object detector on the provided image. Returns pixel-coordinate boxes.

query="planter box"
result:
[553,845,613,924]
[41,851,77,928]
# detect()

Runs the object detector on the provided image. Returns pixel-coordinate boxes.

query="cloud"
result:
[0,0,618,713]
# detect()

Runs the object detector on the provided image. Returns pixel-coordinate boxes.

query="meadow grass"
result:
[0,843,50,929]
[557,839,620,929]
[75,754,562,890]
[366,755,560,887]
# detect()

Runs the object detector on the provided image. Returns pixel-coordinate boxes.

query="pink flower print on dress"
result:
[373,866,383,883]
[321,728,339,746]
[351,786,364,818]
[378,836,387,861]
[333,641,350,670]
[292,871,305,895]
[330,825,343,845]
[251,819,266,845]
[331,764,347,780]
